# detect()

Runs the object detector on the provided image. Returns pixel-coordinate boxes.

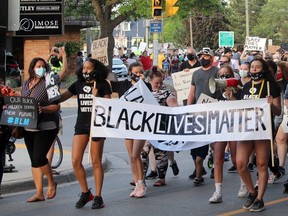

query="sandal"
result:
[46,182,57,199]
[153,179,166,187]
[27,194,45,202]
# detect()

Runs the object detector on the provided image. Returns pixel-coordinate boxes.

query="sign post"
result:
[219,31,234,48]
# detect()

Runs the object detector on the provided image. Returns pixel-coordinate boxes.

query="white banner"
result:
[91,97,272,150]
[171,67,200,102]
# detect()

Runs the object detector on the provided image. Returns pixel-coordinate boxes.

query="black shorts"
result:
[74,128,105,141]
[190,145,209,160]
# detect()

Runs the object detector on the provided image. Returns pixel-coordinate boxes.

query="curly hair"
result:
[76,58,109,82]
[28,57,48,80]
[250,58,277,84]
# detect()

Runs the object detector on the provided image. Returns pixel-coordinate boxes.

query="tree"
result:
[226,0,267,44]
[252,0,288,44]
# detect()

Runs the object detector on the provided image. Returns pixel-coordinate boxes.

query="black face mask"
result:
[248,71,265,81]
[200,58,211,67]
[187,54,195,61]
[83,71,96,81]
[130,73,140,82]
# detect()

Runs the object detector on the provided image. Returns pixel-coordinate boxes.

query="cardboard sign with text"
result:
[171,67,200,102]
[92,37,109,66]
[244,36,267,51]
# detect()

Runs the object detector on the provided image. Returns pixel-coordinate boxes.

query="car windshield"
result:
[113,58,123,65]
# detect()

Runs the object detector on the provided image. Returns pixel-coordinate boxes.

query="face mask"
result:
[239,70,248,78]
[187,54,195,61]
[248,71,264,81]
[200,58,211,67]
[82,71,95,81]
[130,73,140,82]
[35,67,46,78]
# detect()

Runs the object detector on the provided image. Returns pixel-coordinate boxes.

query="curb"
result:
[1,154,109,195]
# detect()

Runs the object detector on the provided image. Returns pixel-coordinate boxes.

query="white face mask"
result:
[239,69,248,78]
[35,67,46,78]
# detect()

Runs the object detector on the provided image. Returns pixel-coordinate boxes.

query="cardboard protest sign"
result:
[171,67,200,102]
[45,71,61,102]
[244,36,267,51]
[92,37,109,66]
[0,96,38,128]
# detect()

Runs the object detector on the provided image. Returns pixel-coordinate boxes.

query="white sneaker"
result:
[238,184,249,198]
[268,174,276,184]
[209,191,222,203]
[135,182,147,198]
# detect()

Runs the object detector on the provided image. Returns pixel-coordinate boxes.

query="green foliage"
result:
[64,0,95,18]
[252,0,288,44]
[55,41,81,57]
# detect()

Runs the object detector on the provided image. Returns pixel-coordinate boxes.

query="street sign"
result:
[150,21,162,33]
[219,31,234,47]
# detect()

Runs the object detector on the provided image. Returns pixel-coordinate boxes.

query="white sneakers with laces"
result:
[238,183,249,198]
[209,191,222,203]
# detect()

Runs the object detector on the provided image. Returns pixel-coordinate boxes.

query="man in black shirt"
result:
[180,48,201,71]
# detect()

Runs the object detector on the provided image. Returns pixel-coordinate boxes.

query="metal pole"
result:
[245,0,249,36]
[145,20,149,50]
[153,32,158,66]
[189,15,193,48]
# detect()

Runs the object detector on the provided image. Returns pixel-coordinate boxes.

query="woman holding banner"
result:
[21,57,59,202]
[110,62,152,198]
[60,58,111,209]
[236,58,281,212]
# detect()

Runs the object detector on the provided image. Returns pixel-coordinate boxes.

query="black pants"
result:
[0,126,12,185]
[24,129,58,168]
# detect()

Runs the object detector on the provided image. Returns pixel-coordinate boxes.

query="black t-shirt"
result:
[240,80,280,100]
[179,60,201,71]
[68,80,112,130]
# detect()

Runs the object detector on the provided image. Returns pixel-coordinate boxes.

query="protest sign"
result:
[171,67,200,102]
[0,96,38,128]
[92,37,109,66]
[244,36,267,51]
[91,97,271,150]
[45,71,61,102]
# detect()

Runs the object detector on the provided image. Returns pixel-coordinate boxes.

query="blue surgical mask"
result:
[35,67,46,78]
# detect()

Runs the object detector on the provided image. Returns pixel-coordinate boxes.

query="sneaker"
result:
[224,152,230,161]
[189,167,207,180]
[209,191,222,203]
[242,192,258,209]
[238,184,249,198]
[228,165,237,173]
[247,163,254,172]
[193,177,204,186]
[130,184,138,197]
[145,171,158,180]
[210,168,214,179]
[249,199,265,212]
[170,161,179,176]
[135,182,147,198]
[91,196,105,209]
[130,181,136,186]
[268,172,284,184]
[283,178,288,193]
[75,189,94,208]
[279,166,286,175]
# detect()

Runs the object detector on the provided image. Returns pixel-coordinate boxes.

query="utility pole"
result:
[189,14,193,48]
[245,0,250,36]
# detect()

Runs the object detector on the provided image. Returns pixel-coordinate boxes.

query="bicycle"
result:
[51,135,63,169]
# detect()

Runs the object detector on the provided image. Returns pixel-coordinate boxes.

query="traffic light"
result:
[152,0,163,18]
[166,0,179,17]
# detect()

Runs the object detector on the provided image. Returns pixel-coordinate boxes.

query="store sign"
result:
[16,0,64,36]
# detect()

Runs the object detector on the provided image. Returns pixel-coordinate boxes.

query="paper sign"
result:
[244,36,267,51]
[92,37,109,66]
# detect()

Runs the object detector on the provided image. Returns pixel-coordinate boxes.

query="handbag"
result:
[11,127,25,139]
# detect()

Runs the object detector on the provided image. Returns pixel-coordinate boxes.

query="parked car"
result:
[0,51,22,88]
[112,58,128,77]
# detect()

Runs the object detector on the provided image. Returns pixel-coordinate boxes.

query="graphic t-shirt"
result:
[152,85,176,106]
[68,80,112,130]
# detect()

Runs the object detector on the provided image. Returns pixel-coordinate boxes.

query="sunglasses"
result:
[219,74,232,79]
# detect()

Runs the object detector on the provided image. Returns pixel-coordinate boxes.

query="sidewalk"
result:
[1,142,108,195]
[1,97,108,195]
